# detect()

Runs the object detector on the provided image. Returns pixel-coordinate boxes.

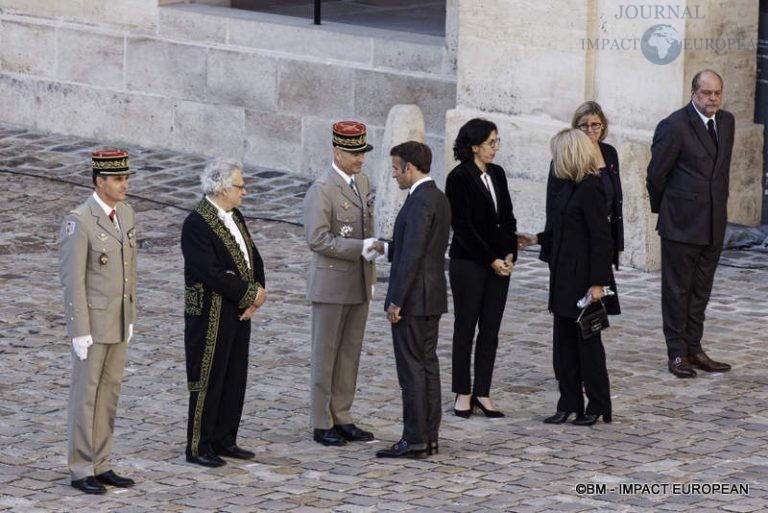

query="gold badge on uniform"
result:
[127,228,135,239]
[341,201,351,210]
[97,233,108,241]
[99,253,109,265]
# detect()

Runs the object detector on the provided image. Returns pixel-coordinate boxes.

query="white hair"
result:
[200,158,242,195]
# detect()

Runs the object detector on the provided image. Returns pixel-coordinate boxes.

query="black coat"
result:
[538,175,619,319]
[385,180,451,316]
[540,142,624,269]
[181,198,265,386]
[445,160,518,265]
[647,102,735,246]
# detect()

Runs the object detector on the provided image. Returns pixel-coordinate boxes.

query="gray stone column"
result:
[373,104,426,239]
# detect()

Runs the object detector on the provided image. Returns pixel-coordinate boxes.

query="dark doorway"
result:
[231,0,447,37]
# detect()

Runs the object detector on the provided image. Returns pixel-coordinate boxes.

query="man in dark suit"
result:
[182,158,266,467]
[376,141,451,459]
[647,69,734,378]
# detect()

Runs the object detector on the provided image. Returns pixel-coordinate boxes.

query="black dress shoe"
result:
[217,445,255,459]
[95,470,135,488]
[186,453,227,467]
[668,356,697,378]
[376,439,428,459]
[71,476,107,495]
[689,352,731,372]
[572,413,612,426]
[543,410,574,424]
[313,428,347,446]
[471,396,505,418]
[453,394,471,418]
[335,423,374,442]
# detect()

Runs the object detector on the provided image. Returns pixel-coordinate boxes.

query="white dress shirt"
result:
[206,196,250,269]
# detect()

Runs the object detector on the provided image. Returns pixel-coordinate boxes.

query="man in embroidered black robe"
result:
[181,158,266,467]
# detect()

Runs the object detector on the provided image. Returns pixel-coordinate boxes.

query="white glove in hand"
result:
[128,324,134,344]
[72,335,93,360]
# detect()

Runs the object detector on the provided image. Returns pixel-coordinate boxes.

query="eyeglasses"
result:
[483,138,501,148]
[577,122,603,132]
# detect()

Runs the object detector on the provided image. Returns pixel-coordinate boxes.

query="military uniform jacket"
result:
[181,198,265,391]
[303,168,375,304]
[59,195,137,344]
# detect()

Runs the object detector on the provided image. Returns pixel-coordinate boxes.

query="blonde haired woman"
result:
[531,129,619,426]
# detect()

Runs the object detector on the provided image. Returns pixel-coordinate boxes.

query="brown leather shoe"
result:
[689,352,731,372]
[668,356,696,378]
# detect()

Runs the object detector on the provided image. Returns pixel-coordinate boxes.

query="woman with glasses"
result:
[445,118,519,418]
[537,102,623,425]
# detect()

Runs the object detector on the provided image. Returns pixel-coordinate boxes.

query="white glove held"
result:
[72,335,93,361]
[127,324,134,344]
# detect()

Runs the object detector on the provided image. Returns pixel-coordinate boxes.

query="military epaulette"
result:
[68,210,81,216]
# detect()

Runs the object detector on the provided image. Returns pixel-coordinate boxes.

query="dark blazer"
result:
[538,175,618,319]
[647,102,735,246]
[540,142,624,269]
[385,180,451,316]
[445,160,518,264]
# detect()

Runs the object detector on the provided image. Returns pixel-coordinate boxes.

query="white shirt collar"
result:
[691,101,716,127]
[92,192,115,216]
[205,195,232,218]
[410,176,433,195]
[332,162,356,185]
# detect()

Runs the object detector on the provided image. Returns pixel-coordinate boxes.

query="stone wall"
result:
[0,2,456,179]
[446,0,764,270]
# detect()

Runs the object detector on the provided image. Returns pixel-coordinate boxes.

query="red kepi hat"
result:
[91,150,131,175]
[332,121,373,153]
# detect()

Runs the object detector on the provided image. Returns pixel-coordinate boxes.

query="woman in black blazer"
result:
[535,128,619,426]
[540,101,623,268]
[445,118,518,418]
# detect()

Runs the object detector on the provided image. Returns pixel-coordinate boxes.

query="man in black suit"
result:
[182,158,267,466]
[647,69,734,378]
[376,141,451,459]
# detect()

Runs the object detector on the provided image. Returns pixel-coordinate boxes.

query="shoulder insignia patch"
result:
[65,221,76,236]
[68,210,81,216]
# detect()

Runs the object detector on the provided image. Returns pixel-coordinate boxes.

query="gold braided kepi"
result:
[332,121,373,153]
[92,150,131,175]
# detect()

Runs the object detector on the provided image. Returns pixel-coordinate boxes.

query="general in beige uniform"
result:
[303,121,378,446]
[58,150,137,494]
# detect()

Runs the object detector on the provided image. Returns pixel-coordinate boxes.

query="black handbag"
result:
[576,300,609,340]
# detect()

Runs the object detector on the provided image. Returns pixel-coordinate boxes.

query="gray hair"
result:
[200,158,243,195]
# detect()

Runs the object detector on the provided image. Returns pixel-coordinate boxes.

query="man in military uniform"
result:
[59,150,137,494]
[303,121,379,446]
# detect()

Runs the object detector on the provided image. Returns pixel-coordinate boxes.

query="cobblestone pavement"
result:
[1,122,767,513]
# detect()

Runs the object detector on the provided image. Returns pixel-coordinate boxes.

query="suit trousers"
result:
[310,301,369,429]
[392,314,442,445]
[186,318,250,458]
[553,315,611,416]
[68,341,127,480]
[449,258,510,396]
[661,238,722,358]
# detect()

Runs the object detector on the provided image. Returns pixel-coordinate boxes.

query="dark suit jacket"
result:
[384,180,451,316]
[445,160,518,265]
[647,102,735,246]
[538,175,618,319]
[541,142,624,269]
